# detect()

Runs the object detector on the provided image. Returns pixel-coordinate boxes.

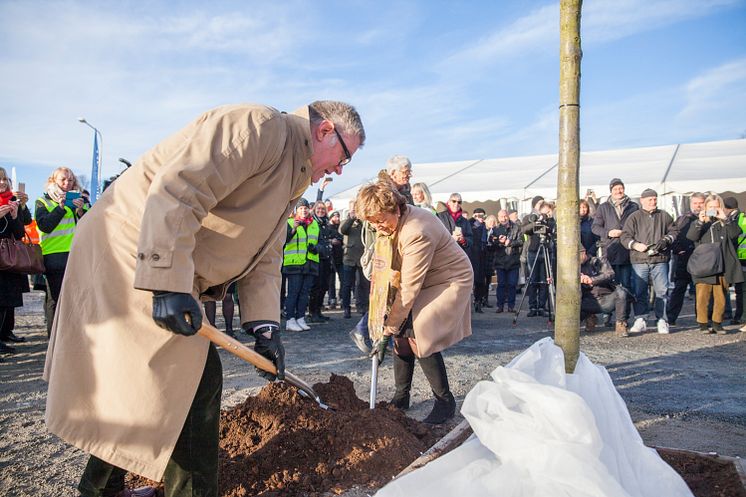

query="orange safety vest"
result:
[24,219,40,244]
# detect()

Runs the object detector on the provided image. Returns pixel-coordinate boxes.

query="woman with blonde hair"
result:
[0,167,32,352]
[686,193,743,334]
[356,173,472,424]
[35,166,89,335]
[411,182,436,214]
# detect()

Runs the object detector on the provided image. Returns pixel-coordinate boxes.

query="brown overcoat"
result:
[385,206,473,357]
[44,104,313,480]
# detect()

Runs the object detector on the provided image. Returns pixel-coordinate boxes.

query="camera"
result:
[706,209,718,217]
[533,214,552,236]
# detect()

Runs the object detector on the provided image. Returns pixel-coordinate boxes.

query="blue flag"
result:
[90,131,100,203]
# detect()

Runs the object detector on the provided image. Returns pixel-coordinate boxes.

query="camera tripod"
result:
[512,237,556,326]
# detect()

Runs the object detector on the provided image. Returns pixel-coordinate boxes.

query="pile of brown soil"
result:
[657,448,746,497]
[129,374,449,496]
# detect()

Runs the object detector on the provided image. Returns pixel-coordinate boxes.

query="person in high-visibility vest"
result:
[724,196,746,331]
[282,198,319,332]
[34,166,89,336]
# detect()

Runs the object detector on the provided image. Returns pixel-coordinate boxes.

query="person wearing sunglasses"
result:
[437,193,473,254]
[45,100,365,497]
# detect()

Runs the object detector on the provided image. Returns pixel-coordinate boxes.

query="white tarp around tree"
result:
[376,338,694,497]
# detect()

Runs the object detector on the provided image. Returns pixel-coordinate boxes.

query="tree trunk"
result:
[555,0,582,373]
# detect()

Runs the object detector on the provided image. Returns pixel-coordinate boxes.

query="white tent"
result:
[330,139,746,214]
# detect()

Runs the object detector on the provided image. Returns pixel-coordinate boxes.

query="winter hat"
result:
[473,208,486,214]
[640,188,658,199]
[531,196,544,208]
[296,198,310,209]
[609,178,624,191]
[723,197,739,209]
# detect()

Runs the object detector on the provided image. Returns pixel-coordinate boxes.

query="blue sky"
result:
[1,0,745,201]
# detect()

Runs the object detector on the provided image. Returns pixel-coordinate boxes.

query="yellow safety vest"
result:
[36,197,87,256]
[737,212,746,261]
[283,218,320,266]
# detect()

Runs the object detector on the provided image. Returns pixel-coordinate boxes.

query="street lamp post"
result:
[78,117,103,203]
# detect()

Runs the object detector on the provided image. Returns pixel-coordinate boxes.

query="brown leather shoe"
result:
[585,315,597,333]
[615,321,629,337]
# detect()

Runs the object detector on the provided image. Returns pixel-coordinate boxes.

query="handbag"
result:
[686,226,723,278]
[0,229,45,275]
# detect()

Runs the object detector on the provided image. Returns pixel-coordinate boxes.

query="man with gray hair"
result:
[386,154,414,204]
[668,192,706,325]
[45,100,365,497]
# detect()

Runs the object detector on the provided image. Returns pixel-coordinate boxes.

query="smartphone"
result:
[706,209,717,217]
[586,189,594,197]
[65,191,82,209]
[18,182,25,193]
[325,177,333,182]
[454,227,462,237]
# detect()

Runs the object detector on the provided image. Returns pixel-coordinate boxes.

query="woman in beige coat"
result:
[44,101,364,496]
[357,175,473,424]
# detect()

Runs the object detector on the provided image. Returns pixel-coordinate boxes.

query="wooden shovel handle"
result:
[197,323,277,375]
[197,323,325,407]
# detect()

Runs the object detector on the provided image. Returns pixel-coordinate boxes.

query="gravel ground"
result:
[1,290,745,496]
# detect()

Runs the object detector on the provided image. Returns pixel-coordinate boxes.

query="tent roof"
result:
[330,138,746,206]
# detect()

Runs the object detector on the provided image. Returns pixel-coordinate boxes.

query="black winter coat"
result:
[0,205,30,308]
[490,222,523,270]
[580,255,616,299]
[436,211,473,252]
[670,212,698,278]
[686,218,744,286]
[591,196,639,264]
[620,208,678,264]
[340,216,365,267]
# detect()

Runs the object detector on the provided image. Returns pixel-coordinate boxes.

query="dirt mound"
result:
[129,374,448,496]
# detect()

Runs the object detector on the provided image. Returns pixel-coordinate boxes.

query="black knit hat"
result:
[296,198,310,208]
[609,178,624,191]
[473,208,486,214]
[531,196,544,208]
[724,197,739,209]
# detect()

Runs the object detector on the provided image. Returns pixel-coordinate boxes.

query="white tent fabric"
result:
[330,139,746,212]
[376,338,694,497]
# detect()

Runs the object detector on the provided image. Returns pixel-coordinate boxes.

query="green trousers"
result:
[78,344,223,497]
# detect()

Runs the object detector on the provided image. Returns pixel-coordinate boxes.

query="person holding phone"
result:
[34,166,88,336]
[686,193,743,334]
[0,167,33,354]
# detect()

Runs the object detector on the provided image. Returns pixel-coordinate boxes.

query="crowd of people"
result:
[1,107,745,495]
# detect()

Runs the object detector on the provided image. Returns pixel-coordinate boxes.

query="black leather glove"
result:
[307,243,318,254]
[152,291,202,336]
[244,323,285,381]
[370,337,388,365]
[653,236,672,253]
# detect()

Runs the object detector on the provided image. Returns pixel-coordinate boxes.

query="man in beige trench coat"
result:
[43,101,365,496]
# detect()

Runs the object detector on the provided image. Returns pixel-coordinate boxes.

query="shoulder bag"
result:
[686,226,723,278]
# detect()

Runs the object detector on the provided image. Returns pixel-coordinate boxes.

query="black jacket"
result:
[489,222,523,270]
[521,212,556,253]
[580,255,616,299]
[0,204,30,307]
[591,196,639,264]
[339,216,365,267]
[620,208,678,264]
[686,218,744,286]
[670,212,698,277]
[436,210,473,252]
[327,222,344,265]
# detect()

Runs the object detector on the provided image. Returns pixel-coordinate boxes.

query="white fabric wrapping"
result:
[376,338,693,497]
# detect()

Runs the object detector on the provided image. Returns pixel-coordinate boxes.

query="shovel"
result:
[197,324,332,411]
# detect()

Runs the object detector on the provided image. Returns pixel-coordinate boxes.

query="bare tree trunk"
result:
[555,0,582,373]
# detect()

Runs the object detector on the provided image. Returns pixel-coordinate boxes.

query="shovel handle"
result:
[198,323,277,374]
[197,324,326,408]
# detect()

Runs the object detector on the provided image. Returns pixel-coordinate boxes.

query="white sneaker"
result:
[285,318,302,332]
[740,324,746,333]
[296,317,311,331]
[630,317,647,333]
[657,319,670,334]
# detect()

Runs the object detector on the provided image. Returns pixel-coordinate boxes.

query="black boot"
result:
[474,300,483,313]
[418,352,456,424]
[343,307,351,319]
[390,353,415,409]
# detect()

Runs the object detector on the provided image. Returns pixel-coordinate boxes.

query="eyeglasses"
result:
[333,127,352,167]
[450,199,462,204]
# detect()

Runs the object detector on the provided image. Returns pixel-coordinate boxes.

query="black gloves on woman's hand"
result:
[152,291,202,336]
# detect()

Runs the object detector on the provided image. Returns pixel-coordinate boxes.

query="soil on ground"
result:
[128,375,452,497]
[658,449,746,497]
